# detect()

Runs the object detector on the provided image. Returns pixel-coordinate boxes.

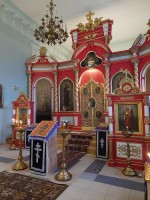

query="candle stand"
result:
[13,127,28,170]
[10,124,17,150]
[55,124,72,181]
[122,127,137,176]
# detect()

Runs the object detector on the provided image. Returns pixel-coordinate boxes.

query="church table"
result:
[28,121,59,175]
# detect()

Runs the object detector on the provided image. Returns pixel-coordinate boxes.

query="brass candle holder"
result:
[55,121,72,181]
[13,126,28,170]
[122,126,137,176]
[10,124,17,150]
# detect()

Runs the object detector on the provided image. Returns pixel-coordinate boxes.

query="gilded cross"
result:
[34,142,42,163]
[100,138,105,148]
[86,11,94,24]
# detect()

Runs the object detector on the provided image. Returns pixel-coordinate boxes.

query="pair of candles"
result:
[12,118,23,126]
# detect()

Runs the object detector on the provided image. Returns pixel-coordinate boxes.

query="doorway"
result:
[80,79,104,129]
[35,79,52,123]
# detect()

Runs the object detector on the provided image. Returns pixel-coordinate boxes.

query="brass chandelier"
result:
[34,0,69,45]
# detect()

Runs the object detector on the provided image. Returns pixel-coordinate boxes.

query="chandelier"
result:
[34,0,69,45]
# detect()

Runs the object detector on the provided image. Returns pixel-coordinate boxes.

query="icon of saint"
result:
[123,108,134,130]
[40,91,47,112]
[64,84,70,110]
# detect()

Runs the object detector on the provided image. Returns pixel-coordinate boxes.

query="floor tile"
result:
[81,189,106,200]
[129,189,144,200]
[94,174,144,191]
[89,181,110,194]
[62,186,86,200]
[71,179,92,189]
[107,185,130,200]
[79,172,97,181]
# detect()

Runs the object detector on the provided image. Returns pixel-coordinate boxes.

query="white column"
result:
[143,96,150,136]
[108,106,113,135]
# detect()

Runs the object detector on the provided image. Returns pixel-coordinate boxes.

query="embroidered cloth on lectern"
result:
[29,121,59,140]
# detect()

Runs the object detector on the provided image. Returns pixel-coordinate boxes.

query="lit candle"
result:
[12,118,15,125]
[19,120,23,126]
[15,120,18,126]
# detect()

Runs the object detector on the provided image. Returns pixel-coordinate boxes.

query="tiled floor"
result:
[0,144,144,200]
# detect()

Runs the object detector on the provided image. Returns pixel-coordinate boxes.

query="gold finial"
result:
[86,11,94,24]
[39,46,47,56]
[76,11,103,32]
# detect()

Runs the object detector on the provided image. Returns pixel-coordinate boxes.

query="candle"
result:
[12,118,15,125]
[19,120,23,126]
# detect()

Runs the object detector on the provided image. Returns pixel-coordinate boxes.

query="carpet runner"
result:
[65,131,94,153]
[57,150,85,169]
[0,171,68,200]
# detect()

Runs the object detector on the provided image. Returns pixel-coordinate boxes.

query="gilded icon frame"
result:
[114,102,143,134]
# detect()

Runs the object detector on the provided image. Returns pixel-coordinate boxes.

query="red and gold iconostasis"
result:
[25,12,150,170]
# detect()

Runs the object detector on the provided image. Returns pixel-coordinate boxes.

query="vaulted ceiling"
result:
[10,0,150,52]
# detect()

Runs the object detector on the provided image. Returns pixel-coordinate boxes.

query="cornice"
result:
[0,0,35,43]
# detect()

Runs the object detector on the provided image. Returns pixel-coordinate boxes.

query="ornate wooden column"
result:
[130,47,139,87]
[132,58,140,87]
[105,63,110,94]
[26,65,33,101]
[74,68,79,112]
[103,53,110,111]
[53,72,59,112]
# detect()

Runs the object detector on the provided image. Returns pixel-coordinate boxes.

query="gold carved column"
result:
[104,53,110,111]
[130,47,139,88]
[53,72,59,112]
[132,58,139,87]
[26,65,33,101]
[104,63,110,111]
[74,68,79,112]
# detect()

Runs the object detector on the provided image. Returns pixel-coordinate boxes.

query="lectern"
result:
[29,121,59,175]
[95,125,109,159]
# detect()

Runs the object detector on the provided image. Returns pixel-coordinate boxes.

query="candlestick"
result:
[55,125,72,181]
[13,126,28,170]
[122,126,137,176]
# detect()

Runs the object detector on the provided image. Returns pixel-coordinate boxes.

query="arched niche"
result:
[35,78,52,123]
[60,79,74,111]
[111,71,133,93]
[146,68,150,91]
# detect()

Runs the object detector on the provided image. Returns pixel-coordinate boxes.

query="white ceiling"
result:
[10,0,150,52]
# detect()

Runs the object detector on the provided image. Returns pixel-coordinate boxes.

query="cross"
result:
[86,11,94,24]
[124,69,128,79]
[34,142,42,163]
[100,138,105,148]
